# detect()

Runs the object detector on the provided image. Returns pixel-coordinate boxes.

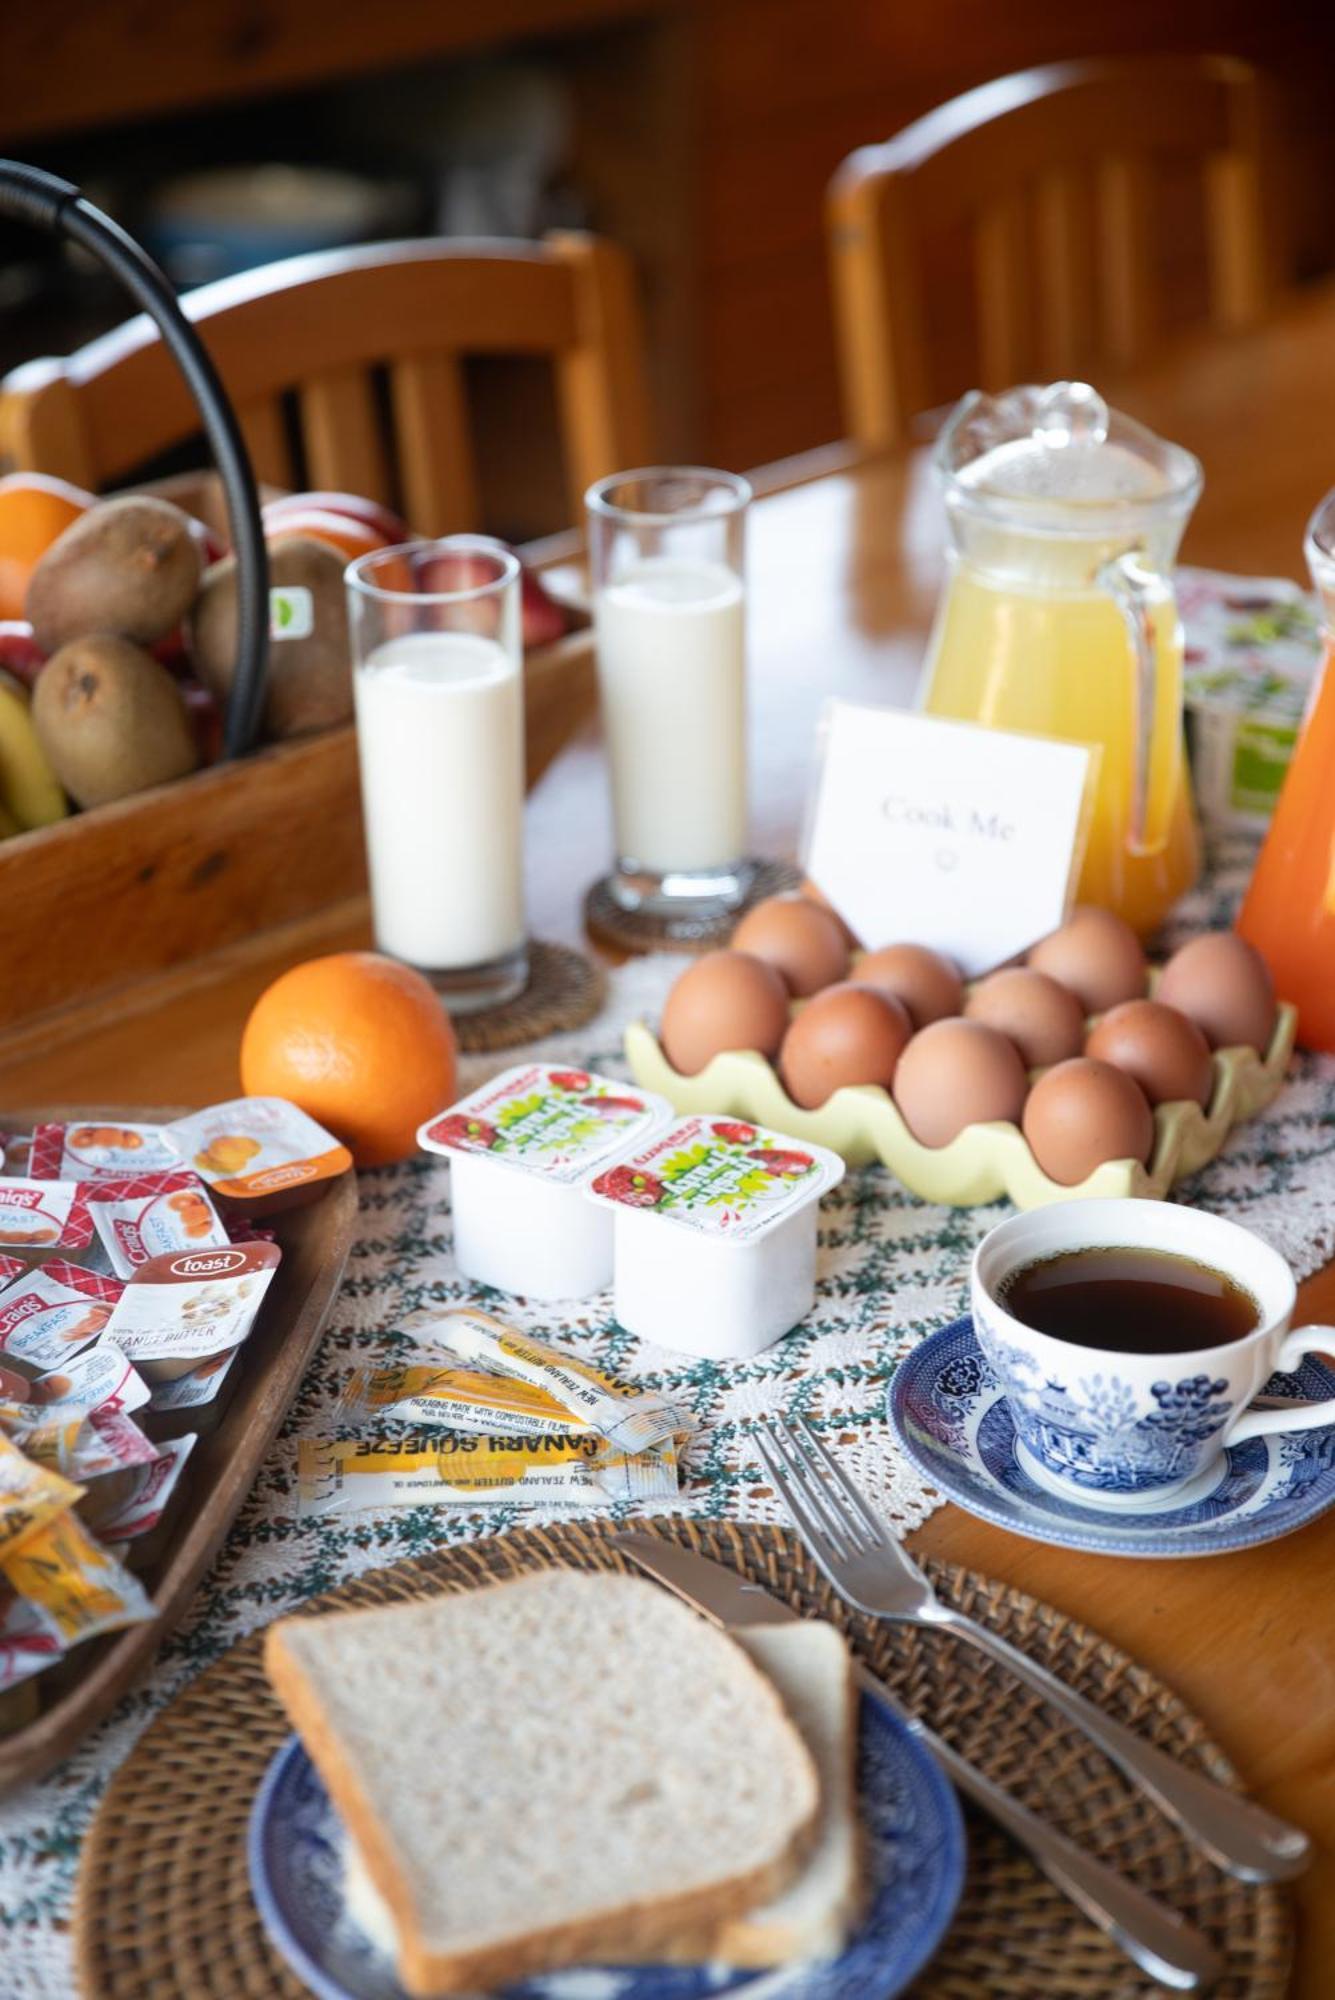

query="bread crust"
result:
[263,1570,821,1997]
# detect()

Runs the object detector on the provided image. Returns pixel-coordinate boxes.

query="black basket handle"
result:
[0,160,268,757]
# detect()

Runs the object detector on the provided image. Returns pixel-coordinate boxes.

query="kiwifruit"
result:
[32,634,198,807]
[190,536,352,738]
[26,495,202,654]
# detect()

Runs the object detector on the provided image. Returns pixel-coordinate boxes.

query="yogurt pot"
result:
[418,1065,672,1300]
[585,1116,845,1359]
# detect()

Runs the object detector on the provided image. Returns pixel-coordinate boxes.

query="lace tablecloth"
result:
[4,839,1335,1998]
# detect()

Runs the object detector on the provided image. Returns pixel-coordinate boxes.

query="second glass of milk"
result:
[346,538,527,1013]
[586,468,753,919]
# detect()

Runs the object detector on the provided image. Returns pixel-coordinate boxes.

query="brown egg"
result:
[1027,906,1147,1014]
[855,943,964,1028]
[660,950,790,1075]
[892,1019,1028,1148]
[964,968,1086,1069]
[1022,1057,1155,1185]
[732,894,850,997]
[1086,998,1214,1109]
[778,983,912,1109]
[1156,933,1278,1052]
[800,879,862,948]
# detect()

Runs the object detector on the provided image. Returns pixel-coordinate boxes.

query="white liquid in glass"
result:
[353,631,525,970]
[594,556,747,874]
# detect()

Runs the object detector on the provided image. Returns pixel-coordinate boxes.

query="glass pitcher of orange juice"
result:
[1238,491,1335,1049]
[920,382,1202,936]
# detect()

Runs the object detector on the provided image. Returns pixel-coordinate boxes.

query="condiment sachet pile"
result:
[0,1096,347,1722]
[299,1309,690,1517]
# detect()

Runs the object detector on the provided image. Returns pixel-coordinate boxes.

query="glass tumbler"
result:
[345,537,528,1013]
[586,467,754,919]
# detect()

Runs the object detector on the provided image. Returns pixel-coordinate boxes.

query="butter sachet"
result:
[337,1360,592,1438]
[0,1506,152,1644]
[296,1431,680,1519]
[0,1435,83,1562]
[422,1309,689,1454]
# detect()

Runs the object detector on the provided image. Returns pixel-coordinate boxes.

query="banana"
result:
[0,682,67,829]
[0,798,20,839]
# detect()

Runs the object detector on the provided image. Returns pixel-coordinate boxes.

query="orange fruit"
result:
[0,473,95,619]
[240,951,458,1167]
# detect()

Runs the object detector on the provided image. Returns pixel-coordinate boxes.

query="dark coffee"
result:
[998,1245,1259,1355]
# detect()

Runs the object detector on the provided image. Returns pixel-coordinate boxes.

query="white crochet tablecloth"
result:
[3,839,1335,1998]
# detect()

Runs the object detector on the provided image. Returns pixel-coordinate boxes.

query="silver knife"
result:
[618,1532,1225,1995]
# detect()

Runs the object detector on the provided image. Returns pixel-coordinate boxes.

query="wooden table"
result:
[9,282,1335,1992]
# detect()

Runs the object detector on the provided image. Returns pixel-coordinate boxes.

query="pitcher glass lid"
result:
[936,382,1202,535]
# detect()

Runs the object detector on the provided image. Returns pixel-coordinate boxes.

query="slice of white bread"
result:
[340,1616,864,1977]
[605,1620,863,1968]
[718,1623,863,1964]
[264,1568,821,1997]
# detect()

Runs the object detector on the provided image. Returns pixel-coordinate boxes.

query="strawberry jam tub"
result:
[418,1065,671,1301]
[585,1116,845,1359]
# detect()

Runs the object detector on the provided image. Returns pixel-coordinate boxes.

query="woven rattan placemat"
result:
[74,1519,1291,2000]
[451,940,605,1053]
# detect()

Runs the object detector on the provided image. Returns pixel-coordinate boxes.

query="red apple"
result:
[520,565,572,649]
[186,517,227,568]
[179,678,224,765]
[0,621,46,692]
[415,548,572,649]
[264,490,411,547]
[152,625,191,674]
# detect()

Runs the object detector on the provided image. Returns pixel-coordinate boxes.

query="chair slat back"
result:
[0,232,652,532]
[828,56,1275,449]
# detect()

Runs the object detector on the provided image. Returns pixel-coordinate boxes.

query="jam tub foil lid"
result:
[30,1121,180,1182]
[585,1116,846,1244]
[164,1097,352,1200]
[417,1065,672,1186]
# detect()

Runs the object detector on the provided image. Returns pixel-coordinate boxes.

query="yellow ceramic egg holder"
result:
[623,999,1297,1211]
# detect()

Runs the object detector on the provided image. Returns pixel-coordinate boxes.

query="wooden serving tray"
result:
[0,1107,358,1796]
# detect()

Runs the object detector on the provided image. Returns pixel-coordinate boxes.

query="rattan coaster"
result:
[450,940,605,1053]
[584,858,803,955]
[74,1520,1291,2000]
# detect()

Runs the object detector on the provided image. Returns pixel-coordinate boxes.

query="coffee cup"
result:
[971,1198,1335,1510]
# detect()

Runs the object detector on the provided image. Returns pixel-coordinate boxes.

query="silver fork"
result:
[754,1414,1309,1886]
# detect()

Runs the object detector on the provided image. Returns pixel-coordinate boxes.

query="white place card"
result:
[803,704,1096,976]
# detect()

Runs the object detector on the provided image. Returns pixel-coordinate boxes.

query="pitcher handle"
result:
[1097,548,1170,856]
[1229,1328,1335,1444]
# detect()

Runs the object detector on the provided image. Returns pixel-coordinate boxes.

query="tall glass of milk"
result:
[586,468,754,920]
[346,538,527,1013]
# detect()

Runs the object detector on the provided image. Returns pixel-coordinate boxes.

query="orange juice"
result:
[922,565,1200,935]
[1238,640,1335,1047]
[926,384,1204,938]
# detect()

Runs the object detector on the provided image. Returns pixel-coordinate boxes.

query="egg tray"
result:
[623,1002,1296,1210]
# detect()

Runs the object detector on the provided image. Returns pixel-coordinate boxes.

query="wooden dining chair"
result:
[827,56,1275,451]
[0,231,652,530]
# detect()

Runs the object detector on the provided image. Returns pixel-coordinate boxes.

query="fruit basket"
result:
[0,465,595,1041]
[623,1003,1297,1210]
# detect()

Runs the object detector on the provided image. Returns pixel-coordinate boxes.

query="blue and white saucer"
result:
[249,1692,965,2000]
[890,1316,1335,1559]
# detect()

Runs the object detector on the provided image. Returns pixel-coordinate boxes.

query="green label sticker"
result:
[269,586,314,641]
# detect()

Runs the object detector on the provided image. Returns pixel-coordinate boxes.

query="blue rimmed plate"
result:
[891,1315,1335,1558]
[248,1691,964,2000]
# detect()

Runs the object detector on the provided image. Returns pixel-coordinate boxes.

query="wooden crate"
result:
[0,625,596,1040]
